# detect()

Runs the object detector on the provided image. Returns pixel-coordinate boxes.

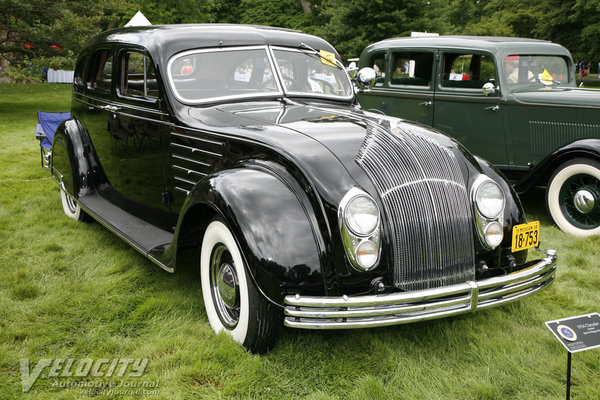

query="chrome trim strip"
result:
[172,164,207,177]
[173,176,197,186]
[72,95,169,118]
[170,131,225,146]
[170,142,222,157]
[283,249,557,329]
[175,186,190,195]
[172,154,211,168]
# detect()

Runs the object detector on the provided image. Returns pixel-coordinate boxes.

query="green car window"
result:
[503,55,570,85]
[367,52,387,86]
[441,53,496,89]
[390,51,434,87]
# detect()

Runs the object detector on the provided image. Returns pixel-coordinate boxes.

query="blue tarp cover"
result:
[37,111,71,150]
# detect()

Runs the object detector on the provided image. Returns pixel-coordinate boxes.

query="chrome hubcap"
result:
[217,263,237,309]
[210,244,240,328]
[559,173,600,229]
[573,189,595,214]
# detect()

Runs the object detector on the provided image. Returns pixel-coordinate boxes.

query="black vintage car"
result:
[49,24,557,353]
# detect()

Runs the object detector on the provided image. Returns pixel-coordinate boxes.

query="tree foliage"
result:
[2,0,600,74]
[0,0,128,65]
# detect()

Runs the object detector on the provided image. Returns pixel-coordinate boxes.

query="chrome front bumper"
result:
[284,249,557,329]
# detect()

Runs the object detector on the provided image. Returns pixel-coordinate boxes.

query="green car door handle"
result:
[485,105,499,111]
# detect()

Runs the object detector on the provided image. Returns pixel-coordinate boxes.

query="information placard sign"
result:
[546,313,600,353]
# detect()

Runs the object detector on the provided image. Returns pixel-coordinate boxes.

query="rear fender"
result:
[51,119,107,197]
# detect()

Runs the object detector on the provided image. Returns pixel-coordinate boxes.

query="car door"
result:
[358,49,435,126]
[80,48,120,188]
[433,51,510,168]
[113,49,171,220]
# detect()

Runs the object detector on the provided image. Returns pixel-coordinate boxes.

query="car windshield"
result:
[503,55,570,86]
[271,47,353,98]
[167,46,353,104]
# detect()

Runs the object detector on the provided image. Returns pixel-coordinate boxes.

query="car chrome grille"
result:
[356,123,475,291]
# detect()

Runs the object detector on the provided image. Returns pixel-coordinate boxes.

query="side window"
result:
[441,53,496,89]
[91,50,113,92]
[73,55,87,89]
[390,52,434,87]
[368,53,387,86]
[121,52,158,99]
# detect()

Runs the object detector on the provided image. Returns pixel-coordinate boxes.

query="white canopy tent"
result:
[125,11,152,27]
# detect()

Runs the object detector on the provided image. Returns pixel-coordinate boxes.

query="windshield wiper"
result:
[299,42,344,70]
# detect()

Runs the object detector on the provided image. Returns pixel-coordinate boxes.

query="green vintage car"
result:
[356,36,600,236]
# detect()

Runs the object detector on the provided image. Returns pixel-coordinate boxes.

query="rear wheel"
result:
[546,158,600,236]
[60,188,91,222]
[200,218,280,353]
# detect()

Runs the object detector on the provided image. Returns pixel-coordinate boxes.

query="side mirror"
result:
[482,82,497,96]
[346,61,358,79]
[356,67,377,90]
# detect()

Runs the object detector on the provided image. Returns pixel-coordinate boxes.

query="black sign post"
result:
[546,313,600,400]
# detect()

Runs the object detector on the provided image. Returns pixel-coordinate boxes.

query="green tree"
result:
[0,0,130,64]
[238,0,309,29]
[126,0,242,25]
[315,0,434,59]
[568,0,600,68]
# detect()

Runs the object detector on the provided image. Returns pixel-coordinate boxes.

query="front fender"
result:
[514,138,600,193]
[182,164,326,306]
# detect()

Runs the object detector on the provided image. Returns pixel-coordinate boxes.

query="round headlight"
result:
[356,240,379,269]
[484,221,504,248]
[475,180,505,219]
[345,195,380,236]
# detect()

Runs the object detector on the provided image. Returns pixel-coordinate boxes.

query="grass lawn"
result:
[0,83,599,400]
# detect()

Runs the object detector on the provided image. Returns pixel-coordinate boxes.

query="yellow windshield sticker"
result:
[539,69,554,85]
[320,50,337,67]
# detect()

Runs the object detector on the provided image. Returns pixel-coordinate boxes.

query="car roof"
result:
[86,24,340,61]
[362,35,571,59]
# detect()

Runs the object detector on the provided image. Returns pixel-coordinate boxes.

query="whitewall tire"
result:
[60,188,89,222]
[200,218,279,353]
[546,158,600,236]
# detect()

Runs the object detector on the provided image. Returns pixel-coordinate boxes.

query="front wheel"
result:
[200,218,280,353]
[546,158,600,236]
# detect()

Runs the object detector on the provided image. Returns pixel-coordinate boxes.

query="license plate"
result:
[511,221,540,252]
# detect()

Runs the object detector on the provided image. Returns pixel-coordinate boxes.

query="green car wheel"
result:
[547,158,600,236]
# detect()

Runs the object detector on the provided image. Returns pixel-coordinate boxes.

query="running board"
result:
[78,194,175,272]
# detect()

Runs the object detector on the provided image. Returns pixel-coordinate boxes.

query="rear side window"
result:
[121,52,158,99]
[91,50,113,92]
[390,51,434,87]
[441,53,496,89]
[73,55,87,89]
[367,53,387,86]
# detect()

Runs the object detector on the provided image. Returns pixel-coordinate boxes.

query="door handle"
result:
[419,101,432,107]
[485,105,499,111]
[98,105,121,112]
